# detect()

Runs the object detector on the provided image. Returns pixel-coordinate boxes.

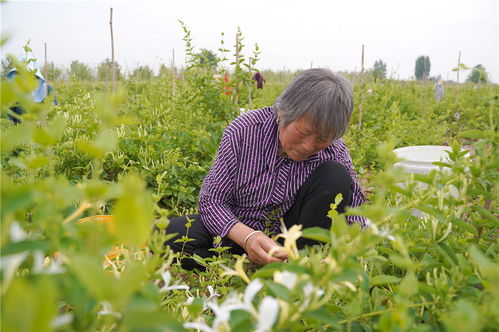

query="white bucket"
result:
[393,145,460,217]
[393,145,454,175]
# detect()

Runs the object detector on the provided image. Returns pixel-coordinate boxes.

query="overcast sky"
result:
[1,0,498,82]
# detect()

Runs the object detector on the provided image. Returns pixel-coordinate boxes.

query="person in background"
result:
[161,68,366,270]
[434,75,444,102]
[252,71,265,89]
[6,59,57,124]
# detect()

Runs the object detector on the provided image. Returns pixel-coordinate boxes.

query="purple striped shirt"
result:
[198,106,366,245]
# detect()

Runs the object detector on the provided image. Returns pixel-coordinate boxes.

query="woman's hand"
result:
[227,222,288,265]
[245,231,288,265]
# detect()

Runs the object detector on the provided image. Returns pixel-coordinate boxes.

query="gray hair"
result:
[274,68,353,140]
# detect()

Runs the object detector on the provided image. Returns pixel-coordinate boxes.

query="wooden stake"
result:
[456,51,461,106]
[44,42,48,95]
[109,7,116,92]
[423,56,427,111]
[234,32,240,105]
[358,44,365,129]
[171,48,176,96]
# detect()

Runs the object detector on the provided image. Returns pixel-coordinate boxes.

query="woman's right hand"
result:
[228,222,288,265]
[245,231,288,265]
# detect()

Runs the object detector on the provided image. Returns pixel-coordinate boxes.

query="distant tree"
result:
[467,64,488,84]
[43,62,64,81]
[415,56,431,80]
[97,58,123,81]
[129,65,153,81]
[371,59,387,81]
[197,49,218,69]
[158,64,169,78]
[69,60,94,80]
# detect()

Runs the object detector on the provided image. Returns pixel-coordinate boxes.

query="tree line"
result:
[1,53,490,84]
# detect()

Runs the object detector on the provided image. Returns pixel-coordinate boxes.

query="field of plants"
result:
[1,28,498,332]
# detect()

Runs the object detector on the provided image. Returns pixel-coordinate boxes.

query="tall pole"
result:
[358,44,365,129]
[171,48,176,96]
[234,32,240,105]
[44,42,48,95]
[109,7,116,92]
[455,51,461,106]
[423,56,427,111]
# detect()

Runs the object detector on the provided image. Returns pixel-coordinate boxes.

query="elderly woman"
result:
[163,68,366,269]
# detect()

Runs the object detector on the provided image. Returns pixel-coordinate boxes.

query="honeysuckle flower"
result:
[97,301,122,318]
[158,271,190,292]
[1,222,29,294]
[255,296,279,332]
[243,279,263,306]
[51,313,73,328]
[274,271,298,290]
[269,221,302,260]
[183,322,214,332]
[370,224,395,241]
[33,251,66,275]
[206,285,220,303]
[221,254,251,284]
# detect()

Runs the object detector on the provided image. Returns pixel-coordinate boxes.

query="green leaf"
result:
[2,276,57,332]
[471,206,499,225]
[266,281,291,301]
[186,297,204,317]
[33,127,56,146]
[451,218,478,235]
[1,239,50,256]
[70,254,116,300]
[0,123,33,153]
[113,173,154,246]
[229,310,253,332]
[398,272,418,297]
[370,274,401,286]
[47,116,66,141]
[436,243,458,266]
[469,246,499,280]
[121,310,184,332]
[303,306,342,327]
[1,178,34,217]
[301,227,331,243]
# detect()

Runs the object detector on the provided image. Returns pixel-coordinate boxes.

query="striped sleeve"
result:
[198,127,241,237]
[332,139,368,228]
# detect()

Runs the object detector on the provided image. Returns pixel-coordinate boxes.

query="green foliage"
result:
[415,55,431,80]
[43,62,64,81]
[96,58,123,81]
[129,64,154,81]
[371,59,387,81]
[69,60,94,81]
[467,64,488,84]
[197,48,219,69]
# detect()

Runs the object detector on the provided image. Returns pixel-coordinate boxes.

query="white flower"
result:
[51,313,73,328]
[255,296,279,332]
[206,285,219,303]
[33,251,66,275]
[97,301,122,318]
[158,271,189,292]
[183,322,213,332]
[244,279,263,306]
[274,271,298,290]
[1,222,29,294]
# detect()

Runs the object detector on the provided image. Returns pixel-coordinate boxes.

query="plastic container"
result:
[393,145,454,175]
[393,145,460,217]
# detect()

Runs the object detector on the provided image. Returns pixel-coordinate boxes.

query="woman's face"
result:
[278,114,332,161]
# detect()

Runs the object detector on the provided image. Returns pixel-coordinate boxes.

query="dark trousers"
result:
[160,160,352,270]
